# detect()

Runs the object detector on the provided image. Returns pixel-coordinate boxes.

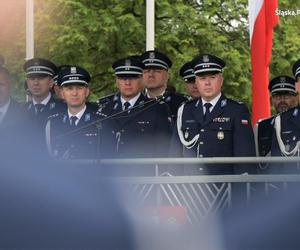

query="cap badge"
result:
[125,59,131,66]
[203,55,209,63]
[34,61,39,66]
[280,77,286,83]
[217,131,224,140]
[149,52,155,59]
[71,67,77,74]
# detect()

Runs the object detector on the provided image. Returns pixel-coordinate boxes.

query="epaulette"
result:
[182,98,199,108]
[97,93,116,105]
[226,98,245,105]
[257,115,276,125]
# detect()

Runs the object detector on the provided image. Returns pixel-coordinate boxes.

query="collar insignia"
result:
[221,99,227,107]
[84,113,91,122]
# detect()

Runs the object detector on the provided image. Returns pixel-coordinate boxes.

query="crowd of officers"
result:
[1,50,300,175]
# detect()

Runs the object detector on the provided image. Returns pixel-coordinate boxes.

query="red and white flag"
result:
[249,0,279,125]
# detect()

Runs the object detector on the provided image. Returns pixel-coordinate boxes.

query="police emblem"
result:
[221,99,227,107]
[280,76,286,83]
[63,114,68,123]
[217,131,224,140]
[203,55,209,62]
[71,67,77,74]
[84,113,91,122]
[149,52,155,59]
[50,102,56,109]
[293,108,298,117]
[125,59,131,66]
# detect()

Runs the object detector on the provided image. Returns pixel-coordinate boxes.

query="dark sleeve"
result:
[153,103,173,157]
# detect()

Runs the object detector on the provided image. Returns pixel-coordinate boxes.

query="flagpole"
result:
[146,0,155,51]
[26,0,34,60]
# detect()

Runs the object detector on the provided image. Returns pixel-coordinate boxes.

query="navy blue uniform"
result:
[171,94,256,175]
[255,116,275,156]
[270,106,300,173]
[99,93,172,159]
[164,90,187,120]
[97,93,116,108]
[24,95,66,153]
[46,107,101,159]
[24,95,66,122]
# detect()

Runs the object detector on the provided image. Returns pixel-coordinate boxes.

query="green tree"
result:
[1,0,300,111]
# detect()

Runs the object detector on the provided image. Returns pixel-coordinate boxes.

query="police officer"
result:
[171,54,256,175]
[179,60,201,99]
[270,104,300,173]
[256,75,298,156]
[99,56,172,164]
[46,65,101,159]
[23,58,66,122]
[140,50,187,120]
[23,58,66,151]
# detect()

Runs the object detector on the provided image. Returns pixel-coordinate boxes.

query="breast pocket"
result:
[181,123,200,141]
[136,121,154,134]
[207,122,233,145]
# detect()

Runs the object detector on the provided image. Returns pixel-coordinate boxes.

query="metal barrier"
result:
[66,157,300,225]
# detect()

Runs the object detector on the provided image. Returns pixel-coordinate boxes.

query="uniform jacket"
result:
[255,116,275,156]
[170,94,256,175]
[164,91,187,120]
[24,95,67,152]
[98,93,173,159]
[270,105,300,173]
[46,106,101,159]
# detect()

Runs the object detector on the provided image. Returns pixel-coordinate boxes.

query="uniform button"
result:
[141,129,144,132]
[200,129,204,132]
[199,154,203,157]
[121,129,125,132]
[199,141,204,145]
[198,167,203,171]
[120,141,124,145]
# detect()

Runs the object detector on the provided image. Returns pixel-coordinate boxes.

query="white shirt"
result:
[202,93,222,113]
[68,105,86,126]
[0,98,10,124]
[121,93,141,110]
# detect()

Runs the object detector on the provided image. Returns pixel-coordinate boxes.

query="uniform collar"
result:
[120,93,141,108]
[32,93,51,106]
[201,93,221,111]
[68,105,87,121]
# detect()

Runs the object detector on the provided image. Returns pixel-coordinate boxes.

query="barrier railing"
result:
[65,157,300,224]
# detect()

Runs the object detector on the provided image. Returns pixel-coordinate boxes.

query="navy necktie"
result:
[70,116,78,127]
[35,104,45,114]
[124,102,131,110]
[203,103,212,121]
